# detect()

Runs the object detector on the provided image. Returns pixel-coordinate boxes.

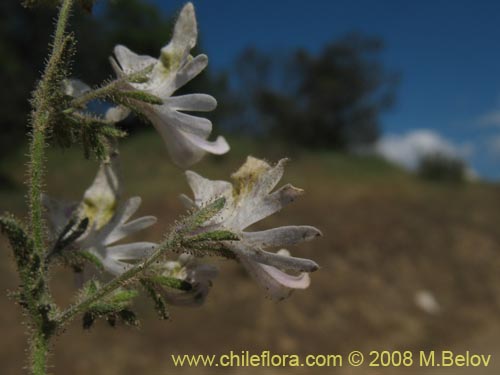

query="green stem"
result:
[28,129,47,256]
[65,63,156,113]
[68,79,122,111]
[30,332,49,375]
[29,0,74,255]
[26,0,75,374]
[57,234,179,326]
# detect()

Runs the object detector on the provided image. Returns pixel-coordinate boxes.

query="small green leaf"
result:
[78,251,104,270]
[83,311,95,329]
[0,214,34,269]
[140,279,169,320]
[180,198,226,234]
[110,289,139,304]
[119,90,163,105]
[119,309,139,327]
[148,275,192,291]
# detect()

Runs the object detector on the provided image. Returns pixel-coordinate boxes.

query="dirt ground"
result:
[1,137,499,374]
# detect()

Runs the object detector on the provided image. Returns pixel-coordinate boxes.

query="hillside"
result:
[1,132,499,374]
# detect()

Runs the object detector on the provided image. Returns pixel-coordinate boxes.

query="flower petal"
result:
[232,157,287,197]
[157,104,213,137]
[242,225,322,248]
[182,132,230,155]
[185,171,233,207]
[172,54,208,92]
[105,106,131,123]
[86,197,141,246]
[106,242,156,260]
[239,257,310,301]
[42,194,78,238]
[114,45,157,75]
[64,78,91,97]
[81,155,121,229]
[166,94,217,112]
[160,3,197,71]
[100,257,132,276]
[148,107,229,167]
[179,193,196,209]
[104,215,157,245]
[231,183,303,230]
[230,245,319,273]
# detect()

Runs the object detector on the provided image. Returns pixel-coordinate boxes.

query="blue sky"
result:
[154,0,500,179]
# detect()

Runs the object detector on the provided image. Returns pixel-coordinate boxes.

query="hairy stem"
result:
[57,234,179,326]
[30,332,49,375]
[26,0,75,374]
[29,0,74,254]
[67,79,122,111]
[65,63,155,112]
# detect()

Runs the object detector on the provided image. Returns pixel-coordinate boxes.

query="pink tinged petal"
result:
[230,245,319,273]
[113,45,157,74]
[242,225,322,248]
[166,94,217,112]
[104,216,157,245]
[239,257,310,301]
[106,242,157,260]
[260,264,310,289]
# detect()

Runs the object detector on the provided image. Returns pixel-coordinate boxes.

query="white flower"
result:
[109,2,229,167]
[43,154,157,275]
[181,156,321,300]
[156,254,218,306]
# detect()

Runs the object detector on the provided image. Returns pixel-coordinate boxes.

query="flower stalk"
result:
[25,0,75,373]
[1,2,321,374]
[56,232,179,327]
[29,0,74,254]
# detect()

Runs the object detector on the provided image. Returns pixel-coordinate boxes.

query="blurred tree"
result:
[0,2,54,161]
[232,34,399,150]
[417,153,467,183]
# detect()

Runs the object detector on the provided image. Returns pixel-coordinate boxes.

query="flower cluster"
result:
[182,156,321,300]
[45,2,320,308]
[109,4,229,167]
[43,153,157,275]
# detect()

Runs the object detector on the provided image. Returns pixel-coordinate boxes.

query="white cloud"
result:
[375,129,472,171]
[476,110,500,127]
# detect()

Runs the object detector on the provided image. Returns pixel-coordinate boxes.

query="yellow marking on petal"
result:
[231,156,271,198]
[81,197,117,230]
